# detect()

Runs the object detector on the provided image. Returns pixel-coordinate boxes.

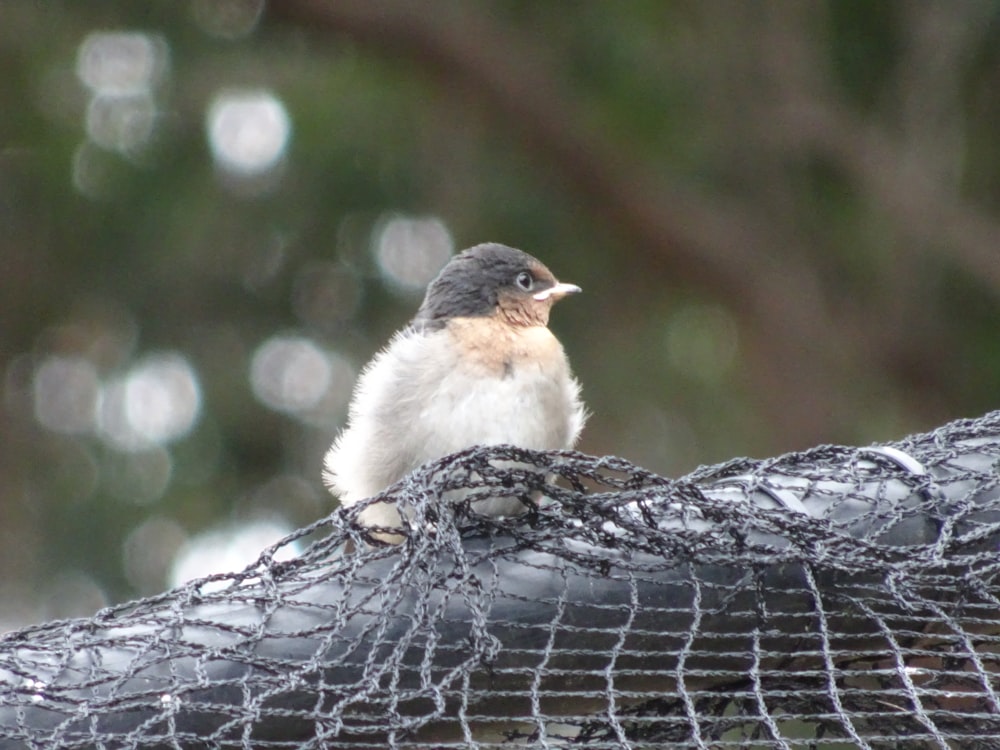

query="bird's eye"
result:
[515,271,534,291]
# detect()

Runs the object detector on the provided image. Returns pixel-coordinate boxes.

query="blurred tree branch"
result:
[271,0,1000,446]
[269,0,861,446]
[760,2,1000,292]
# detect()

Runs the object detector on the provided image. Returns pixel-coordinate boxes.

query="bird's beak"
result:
[534,282,582,301]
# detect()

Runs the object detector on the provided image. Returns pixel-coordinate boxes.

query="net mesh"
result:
[4,411,1000,749]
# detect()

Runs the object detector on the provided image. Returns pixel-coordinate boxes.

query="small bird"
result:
[323,242,586,534]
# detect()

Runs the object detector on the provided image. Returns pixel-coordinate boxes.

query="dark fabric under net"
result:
[4,412,1000,749]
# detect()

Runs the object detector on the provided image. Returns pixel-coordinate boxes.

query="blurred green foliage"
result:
[2,0,999,626]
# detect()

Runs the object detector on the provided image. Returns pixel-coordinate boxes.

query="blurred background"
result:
[2,0,999,629]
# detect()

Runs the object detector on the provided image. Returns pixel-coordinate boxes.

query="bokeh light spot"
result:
[40,571,107,621]
[85,92,156,154]
[99,353,201,451]
[33,355,100,435]
[206,90,291,176]
[373,215,453,292]
[76,32,167,96]
[250,335,354,416]
[247,474,327,521]
[302,349,356,426]
[103,446,174,505]
[122,516,188,594]
[75,31,168,156]
[169,519,300,590]
[125,354,201,443]
[72,141,118,199]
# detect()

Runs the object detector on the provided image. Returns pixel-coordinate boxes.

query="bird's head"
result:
[414,243,580,329]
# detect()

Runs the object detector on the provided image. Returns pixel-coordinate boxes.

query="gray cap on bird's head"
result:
[413,243,580,329]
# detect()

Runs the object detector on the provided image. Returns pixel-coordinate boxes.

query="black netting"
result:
[4,412,1000,749]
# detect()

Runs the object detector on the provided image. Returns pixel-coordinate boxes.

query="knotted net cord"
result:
[3,412,1000,748]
